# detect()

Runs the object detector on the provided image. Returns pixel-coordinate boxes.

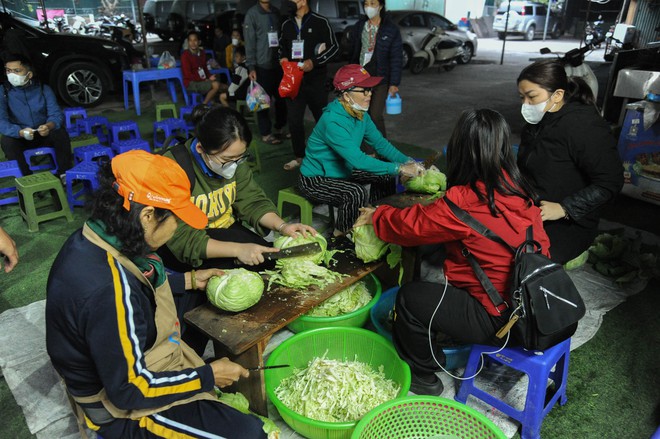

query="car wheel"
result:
[410,57,426,74]
[498,32,506,40]
[457,43,473,64]
[402,46,412,69]
[551,26,561,39]
[56,62,108,108]
[525,25,535,41]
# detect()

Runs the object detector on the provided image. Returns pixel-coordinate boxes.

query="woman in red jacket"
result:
[357,109,550,395]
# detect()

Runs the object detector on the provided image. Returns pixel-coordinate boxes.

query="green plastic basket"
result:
[351,396,507,439]
[287,274,382,333]
[265,327,411,439]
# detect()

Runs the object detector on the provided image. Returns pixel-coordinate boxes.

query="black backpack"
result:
[445,198,586,351]
[158,134,196,190]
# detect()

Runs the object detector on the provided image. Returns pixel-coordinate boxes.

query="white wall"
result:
[443,0,487,22]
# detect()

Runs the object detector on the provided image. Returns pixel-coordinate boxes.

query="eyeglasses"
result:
[4,68,25,74]
[206,152,250,169]
[348,87,373,96]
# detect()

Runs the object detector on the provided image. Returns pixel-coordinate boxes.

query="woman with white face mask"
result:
[348,0,402,140]
[0,53,72,176]
[516,59,623,265]
[298,64,422,236]
[160,105,316,271]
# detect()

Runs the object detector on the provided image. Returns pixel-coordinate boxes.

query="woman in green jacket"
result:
[160,106,316,271]
[298,64,422,235]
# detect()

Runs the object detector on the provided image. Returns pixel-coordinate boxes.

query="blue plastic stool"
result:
[0,160,23,205]
[63,107,87,137]
[455,338,572,439]
[153,118,189,149]
[23,147,58,174]
[651,425,660,439]
[111,139,151,155]
[108,120,141,144]
[65,161,100,210]
[73,144,114,164]
[77,116,110,144]
[179,105,195,130]
[190,92,204,106]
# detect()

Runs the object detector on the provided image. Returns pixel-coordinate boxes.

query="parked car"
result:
[493,1,562,41]
[388,10,478,68]
[192,9,239,48]
[0,12,130,107]
[143,0,236,41]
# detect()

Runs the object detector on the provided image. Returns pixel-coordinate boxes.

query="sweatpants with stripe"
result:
[298,170,396,232]
[95,399,267,438]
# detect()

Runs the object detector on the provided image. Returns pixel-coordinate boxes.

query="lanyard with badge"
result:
[267,13,278,48]
[292,15,310,59]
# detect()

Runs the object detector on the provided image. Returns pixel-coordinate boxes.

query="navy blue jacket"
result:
[349,15,402,87]
[0,81,63,138]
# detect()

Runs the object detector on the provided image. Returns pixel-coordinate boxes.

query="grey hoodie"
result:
[243,2,281,70]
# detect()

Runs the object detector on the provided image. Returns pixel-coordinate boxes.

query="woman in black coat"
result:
[349,0,402,138]
[516,59,623,264]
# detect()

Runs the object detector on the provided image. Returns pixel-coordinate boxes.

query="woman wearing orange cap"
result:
[45,151,269,438]
[298,64,423,235]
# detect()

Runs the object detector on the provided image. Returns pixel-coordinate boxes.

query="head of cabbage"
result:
[404,166,447,194]
[351,224,389,263]
[273,234,327,265]
[206,269,264,312]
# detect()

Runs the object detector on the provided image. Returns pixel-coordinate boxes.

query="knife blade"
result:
[247,364,290,371]
[265,242,323,261]
[422,151,441,169]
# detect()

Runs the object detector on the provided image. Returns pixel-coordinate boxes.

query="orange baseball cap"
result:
[111,150,208,229]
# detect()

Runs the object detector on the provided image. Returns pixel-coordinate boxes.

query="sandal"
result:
[262,134,283,145]
[283,159,301,171]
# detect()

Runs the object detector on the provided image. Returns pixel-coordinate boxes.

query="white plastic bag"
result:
[157,51,176,69]
[246,80,271,112]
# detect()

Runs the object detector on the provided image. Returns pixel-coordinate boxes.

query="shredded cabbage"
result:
[265,259,346,290]
[404,166,447,194]
[274,354,400,422]
[206,269,264,312]
[306,281,371,317]
[216,390,280,438]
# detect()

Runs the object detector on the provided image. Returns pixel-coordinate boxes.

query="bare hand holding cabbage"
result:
[206,268,265,312]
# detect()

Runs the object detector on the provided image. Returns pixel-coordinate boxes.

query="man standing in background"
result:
[244,0,288,145]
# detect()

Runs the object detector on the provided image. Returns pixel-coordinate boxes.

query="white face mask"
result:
[7,72,29,87]
[347,93,369,112]
[521,94,556,125]
[206,155,238,179]
[365,6,380,19]
[232,38,240,46]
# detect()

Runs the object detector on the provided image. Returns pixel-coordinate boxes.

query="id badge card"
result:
[292,39,304,59]
[363,51,373,65]
[268,31,278,47]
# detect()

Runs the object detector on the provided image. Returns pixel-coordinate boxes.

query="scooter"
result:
[409,26,464,74]
[584,15,605,48]
[70,15,87,34]
[534,39,603,102]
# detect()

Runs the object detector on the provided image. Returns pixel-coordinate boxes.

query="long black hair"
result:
[446,109,538,216]
[191,105,252,154]
[89,161,172,258]
[517,59,595,106]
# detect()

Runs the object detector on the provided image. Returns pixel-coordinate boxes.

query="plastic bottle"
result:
[386,93,402,115]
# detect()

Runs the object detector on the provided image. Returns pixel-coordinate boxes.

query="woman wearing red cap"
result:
[46,151,269,438]
[298,64,423,235]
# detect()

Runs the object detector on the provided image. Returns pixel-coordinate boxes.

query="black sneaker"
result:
[410,372,444,396]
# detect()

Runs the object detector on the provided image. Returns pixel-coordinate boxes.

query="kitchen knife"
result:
[247,364,290,371]
[265,242,323,261]
[422,151,441,169]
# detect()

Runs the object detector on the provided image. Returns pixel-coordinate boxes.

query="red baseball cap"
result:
[333,64,383,91]
[111,150,208,229]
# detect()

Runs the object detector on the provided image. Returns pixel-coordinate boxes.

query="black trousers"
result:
[158,222,275,273]
[255,65,287,137]
[392,280,510,376]
[0,127,72,175]
[368,82,388,138]
[286,72,327,159]
[544,220,597,265]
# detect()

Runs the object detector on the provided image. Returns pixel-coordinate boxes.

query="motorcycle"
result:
[584,15,605,48]
[409,26,464,74]
[70,15,87,34]
[52,16,71,33]
[534,39,603,102]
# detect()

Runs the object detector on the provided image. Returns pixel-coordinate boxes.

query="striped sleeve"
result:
[85,253,214,410]
[313,14,338,66]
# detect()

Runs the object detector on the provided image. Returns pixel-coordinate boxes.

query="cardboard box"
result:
[618,103,660,206]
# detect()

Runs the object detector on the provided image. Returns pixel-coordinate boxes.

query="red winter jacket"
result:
[372,183,550,316]
[180,49,210,88]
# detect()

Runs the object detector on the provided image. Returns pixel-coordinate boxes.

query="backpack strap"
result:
[158,138,196,191]
[445,197,511,313]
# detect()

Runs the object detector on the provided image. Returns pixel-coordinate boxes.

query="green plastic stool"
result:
[236,100,257,127]
[16,172,73,232]
[277,186,334,229]
[156,102,178,121]
[248,139,262,173]
[70,134,100,150]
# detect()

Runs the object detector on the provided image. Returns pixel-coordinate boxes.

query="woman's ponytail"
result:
[566,76,596,106]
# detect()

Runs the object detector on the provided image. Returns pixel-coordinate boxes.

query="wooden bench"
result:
[184,238,384,416]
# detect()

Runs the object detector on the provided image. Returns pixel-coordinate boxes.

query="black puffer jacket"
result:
[349,14,402,87]
[518,101,623,230]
